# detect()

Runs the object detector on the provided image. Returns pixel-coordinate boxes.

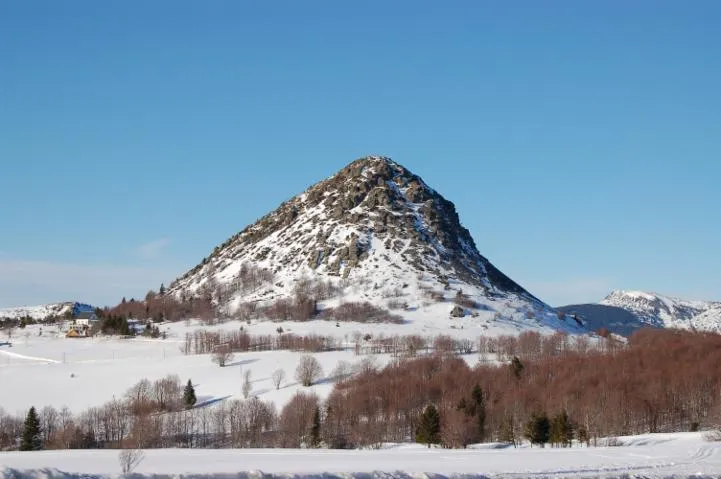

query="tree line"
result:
[3,329,720,452]
[324,328,721,448]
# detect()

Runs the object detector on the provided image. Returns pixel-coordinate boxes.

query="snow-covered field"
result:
[0,322,406,414]
[3,324,721,477]
[2,433,721,478]
[0,313,600,415]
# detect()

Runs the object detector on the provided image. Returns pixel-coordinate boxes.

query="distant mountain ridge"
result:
[559,290,721,335]
[0,302,73,321]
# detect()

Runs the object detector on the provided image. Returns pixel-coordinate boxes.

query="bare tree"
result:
[330,360,352,382]
[242,370,253,399]
[278,392,320,447]
[295,355,323,387]
[212,344,234,367]
[126,378,153,415]
[272,368,286,390]
[40,406,59,445]
[152,375,181,412]
[118,448,145,474]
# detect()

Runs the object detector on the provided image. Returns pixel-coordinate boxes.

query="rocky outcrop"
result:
[168,156,543,310]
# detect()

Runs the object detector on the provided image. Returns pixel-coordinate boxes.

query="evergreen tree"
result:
[20,406,42,451]
[415,404,441,447]
[576,424,590,447]
[550,410,574,447]
[524,412,550,447]
[159,283,166,296]
[471,384,486,441]
[499,414,516,446]
[183,379,197,409]
[310,406,321,447]
[510,356,524,380]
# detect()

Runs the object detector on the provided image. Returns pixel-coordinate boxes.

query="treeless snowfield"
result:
[2,433,721,478]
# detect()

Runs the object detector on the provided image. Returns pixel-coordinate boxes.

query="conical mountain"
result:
[169,156,579,333]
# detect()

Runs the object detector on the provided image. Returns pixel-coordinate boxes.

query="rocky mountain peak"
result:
[172,156,532,296]
[167,156,573,333]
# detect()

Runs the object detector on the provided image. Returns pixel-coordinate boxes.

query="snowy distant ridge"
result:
[600,290,721,331]
[559,290,721,336]
[0,302,72,321]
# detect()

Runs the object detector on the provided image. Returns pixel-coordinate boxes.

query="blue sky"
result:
[1,1,720,308]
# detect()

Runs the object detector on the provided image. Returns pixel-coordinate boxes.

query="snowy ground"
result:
[0,315,599,415]
[2,433,721,478]
[2,325,719,478]
[1,320,490,415]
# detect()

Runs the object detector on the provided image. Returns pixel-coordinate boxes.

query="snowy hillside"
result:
[559,290,721,335]
[601,290,721,332]
[168,156,581,335]
[0,302,72,321]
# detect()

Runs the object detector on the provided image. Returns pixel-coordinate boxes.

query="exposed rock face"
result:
[168,156,565,329]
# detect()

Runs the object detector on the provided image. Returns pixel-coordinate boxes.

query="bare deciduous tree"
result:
[278,391,320,447]
[330,360,352,382]
[212,345,234,367]
[242,370,252,399]
[295,355,323,387]
[152,375,181,412]
[118,448,145,474]
[272,368,286,390]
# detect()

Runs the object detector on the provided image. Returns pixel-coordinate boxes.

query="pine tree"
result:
[471,384,486,441]
[499,414,516,446]
[20,406,42,451]
[550,410,574,447]
[510,356,524,380]
[310,406,321,447]
[576,424,590,447]
[183,379,197,409]
[415,404,441,447]
[524,412,550,447]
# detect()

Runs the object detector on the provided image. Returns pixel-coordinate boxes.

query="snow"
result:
[2,322,458,414]
[2,433,721,478]
[0,303,71,321]
[601,290,721,332]
[167,156,583,338]
[0,298,595,416]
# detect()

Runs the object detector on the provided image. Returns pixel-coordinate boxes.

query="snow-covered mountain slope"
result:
[559,290,721,335]
[556,303,645,337]
[602,290,721,331]
[169,156,581,334]
[0,302,72,321]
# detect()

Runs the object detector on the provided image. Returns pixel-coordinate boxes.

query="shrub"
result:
[320,302,403,324]
[118,448,145,474]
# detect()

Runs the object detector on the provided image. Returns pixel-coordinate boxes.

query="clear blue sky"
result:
[1,1,720,308]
